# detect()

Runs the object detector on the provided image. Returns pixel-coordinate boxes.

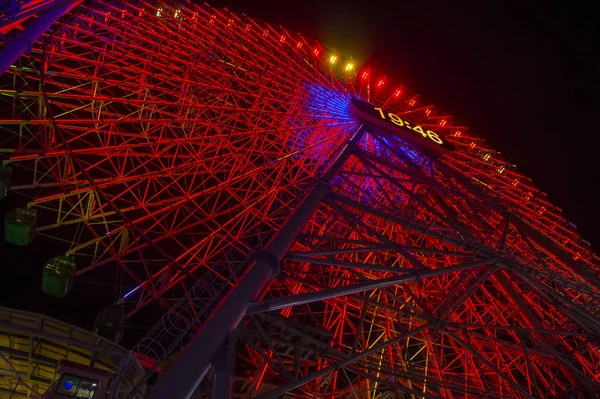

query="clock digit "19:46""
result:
[373,107,443,145]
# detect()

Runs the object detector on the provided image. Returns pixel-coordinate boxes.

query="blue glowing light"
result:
[283,83,355,161]
[292,83,430,208]
[123,284,141,298]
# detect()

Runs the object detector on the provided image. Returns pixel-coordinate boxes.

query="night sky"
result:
[209,0,600,252]
[0,1,598,336]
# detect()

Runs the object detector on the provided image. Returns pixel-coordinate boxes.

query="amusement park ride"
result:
[0,1,599,398]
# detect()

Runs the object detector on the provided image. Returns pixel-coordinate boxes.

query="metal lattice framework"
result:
[1,1,599,398]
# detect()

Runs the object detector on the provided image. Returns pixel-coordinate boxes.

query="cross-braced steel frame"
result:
[0,1,599,398]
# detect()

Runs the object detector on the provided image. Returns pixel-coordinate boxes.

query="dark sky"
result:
[209,0,600,252]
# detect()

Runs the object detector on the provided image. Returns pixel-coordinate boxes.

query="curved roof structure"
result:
[0,307,142,398]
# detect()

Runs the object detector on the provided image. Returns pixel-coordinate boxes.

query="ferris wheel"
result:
[1,1,599,398]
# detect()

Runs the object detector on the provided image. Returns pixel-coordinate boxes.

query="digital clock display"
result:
[349,98,455,153]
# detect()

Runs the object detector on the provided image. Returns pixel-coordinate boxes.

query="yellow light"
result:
[345,63,354,71]
[329,55,337,64]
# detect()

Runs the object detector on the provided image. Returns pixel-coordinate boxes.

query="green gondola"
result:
[42,255,76,297]
[4,207,36,245]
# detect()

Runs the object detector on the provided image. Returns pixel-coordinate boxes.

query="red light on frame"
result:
[361,71,369,79]
[377,80,385,87]
[394,89,401,97]
[439,119,447,126]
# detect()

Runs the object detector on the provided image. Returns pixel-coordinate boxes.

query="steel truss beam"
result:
[248,258,498,314]
[255,323,434,399]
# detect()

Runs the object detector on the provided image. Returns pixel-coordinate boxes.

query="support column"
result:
[212,332,237,399]
[247,257,499,314]
[0,1,80,76]
[148,127,365,399]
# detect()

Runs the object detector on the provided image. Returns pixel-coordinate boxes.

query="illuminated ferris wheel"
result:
[0,1,599,398]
